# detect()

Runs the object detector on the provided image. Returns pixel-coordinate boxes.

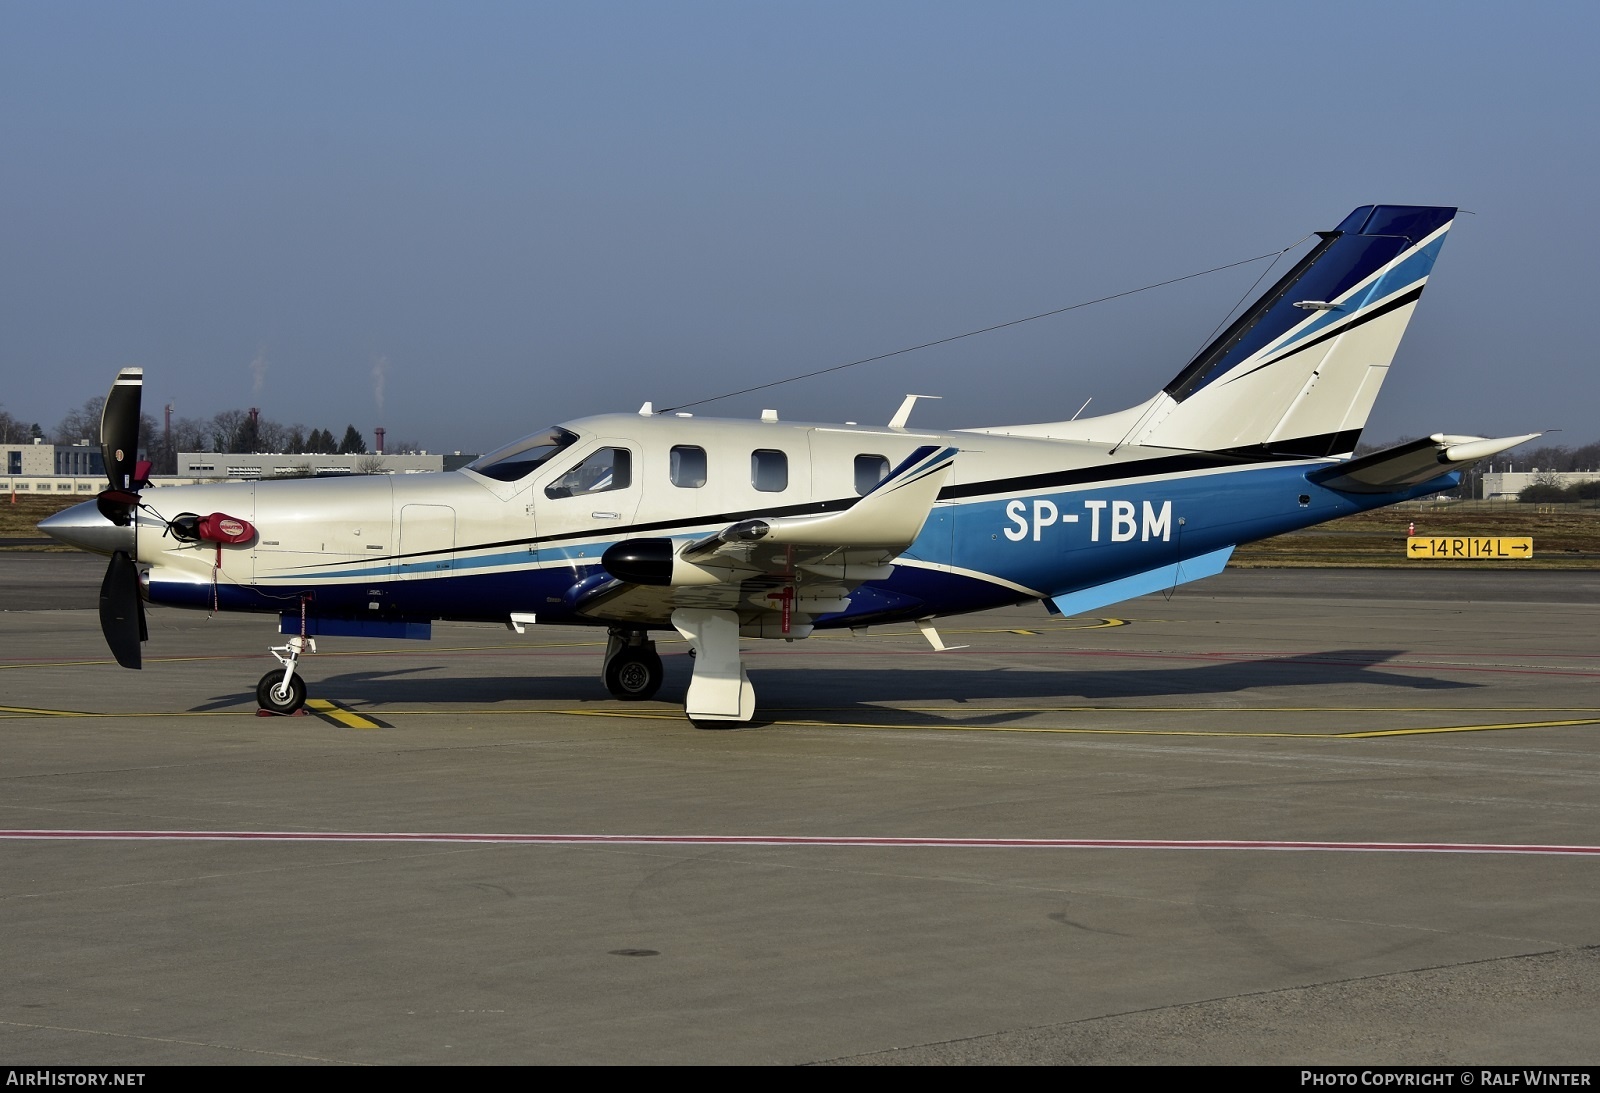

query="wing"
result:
[583,445,958,633]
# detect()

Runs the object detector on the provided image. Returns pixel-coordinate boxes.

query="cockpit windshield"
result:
[466,426,580,482]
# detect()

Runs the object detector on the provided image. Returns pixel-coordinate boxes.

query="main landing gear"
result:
[602,628,664,700]
[257,634,315,714]
[600,615,754,723]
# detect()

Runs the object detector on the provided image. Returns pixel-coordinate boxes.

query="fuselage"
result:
[109,412,1454,635]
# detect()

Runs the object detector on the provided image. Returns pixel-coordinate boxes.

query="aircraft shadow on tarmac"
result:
[191,648,1477,721]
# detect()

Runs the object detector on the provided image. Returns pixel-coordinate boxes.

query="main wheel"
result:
[604,648,663,701]
[256,670,307,714]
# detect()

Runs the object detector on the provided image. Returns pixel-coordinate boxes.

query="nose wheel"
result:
[257,634,314,715]
[257,669,308,714]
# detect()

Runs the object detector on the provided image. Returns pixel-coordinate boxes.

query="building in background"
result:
[4,441,446,496]
[3,439,57,478]
[3,440,105,497]
[176,451,443,479]
[1,438,105,478]
[1479,470,1600,499]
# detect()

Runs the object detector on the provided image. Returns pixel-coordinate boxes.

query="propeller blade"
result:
[100,367,143,491]
[99,550,144,670]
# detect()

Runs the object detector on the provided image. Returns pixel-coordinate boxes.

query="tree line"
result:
[2,397,416,476]
[1495,441,1600,474]
[1518,478,1600,503]
[0,406,44,445]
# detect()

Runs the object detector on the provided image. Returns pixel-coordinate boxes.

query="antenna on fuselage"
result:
[889,394,940,429]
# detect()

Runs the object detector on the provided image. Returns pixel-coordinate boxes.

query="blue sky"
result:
[3,2,1595,451]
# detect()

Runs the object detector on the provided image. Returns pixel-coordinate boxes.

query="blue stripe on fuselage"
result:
[148,463,1461,628]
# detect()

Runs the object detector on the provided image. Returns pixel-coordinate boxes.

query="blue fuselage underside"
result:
[148,464,1459,632]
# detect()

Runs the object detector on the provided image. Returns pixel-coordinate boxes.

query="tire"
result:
[604,648,663,701]
[256,669,307,714]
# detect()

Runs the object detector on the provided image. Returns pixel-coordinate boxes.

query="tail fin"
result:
[1120,205,1457,456]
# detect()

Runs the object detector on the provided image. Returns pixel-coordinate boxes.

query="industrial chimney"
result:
[374,427,385,455]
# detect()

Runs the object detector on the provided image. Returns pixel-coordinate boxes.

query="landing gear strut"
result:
[257,634,314,714]
[601,628,663,700]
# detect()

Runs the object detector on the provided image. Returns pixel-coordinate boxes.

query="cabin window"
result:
[469,426,579,482]
[670,445,707,488]
[546,447,632,498]
[854,454,889,496]
[751,449,788,492]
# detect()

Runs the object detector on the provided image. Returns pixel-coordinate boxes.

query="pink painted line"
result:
[1,831,1598,855]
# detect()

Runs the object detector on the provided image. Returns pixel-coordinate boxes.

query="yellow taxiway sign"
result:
[1406,536,1533,559]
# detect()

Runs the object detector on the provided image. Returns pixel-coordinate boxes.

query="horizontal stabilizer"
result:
[1044,546,1234,618]
[1310,432,1540,494]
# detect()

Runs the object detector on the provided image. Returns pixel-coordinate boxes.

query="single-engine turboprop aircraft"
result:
[42,204,1537,723]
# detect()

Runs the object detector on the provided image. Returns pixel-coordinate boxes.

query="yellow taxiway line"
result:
[304,699,385,730]
[2,701,1596,739]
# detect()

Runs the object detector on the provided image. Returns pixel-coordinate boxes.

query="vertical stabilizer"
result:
[1122,205,1456,456]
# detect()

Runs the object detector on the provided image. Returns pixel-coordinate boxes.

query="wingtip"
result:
[1440,433,1543,463]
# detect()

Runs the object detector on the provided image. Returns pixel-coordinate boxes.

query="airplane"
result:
[40,203,1538,725]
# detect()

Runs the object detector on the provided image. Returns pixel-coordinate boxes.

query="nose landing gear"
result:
[257,634,315,714]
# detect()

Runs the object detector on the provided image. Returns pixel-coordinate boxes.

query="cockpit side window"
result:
[545,447,633,499]
[468,427,579,482]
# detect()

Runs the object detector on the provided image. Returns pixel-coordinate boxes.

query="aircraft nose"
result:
[38,500,137,556]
